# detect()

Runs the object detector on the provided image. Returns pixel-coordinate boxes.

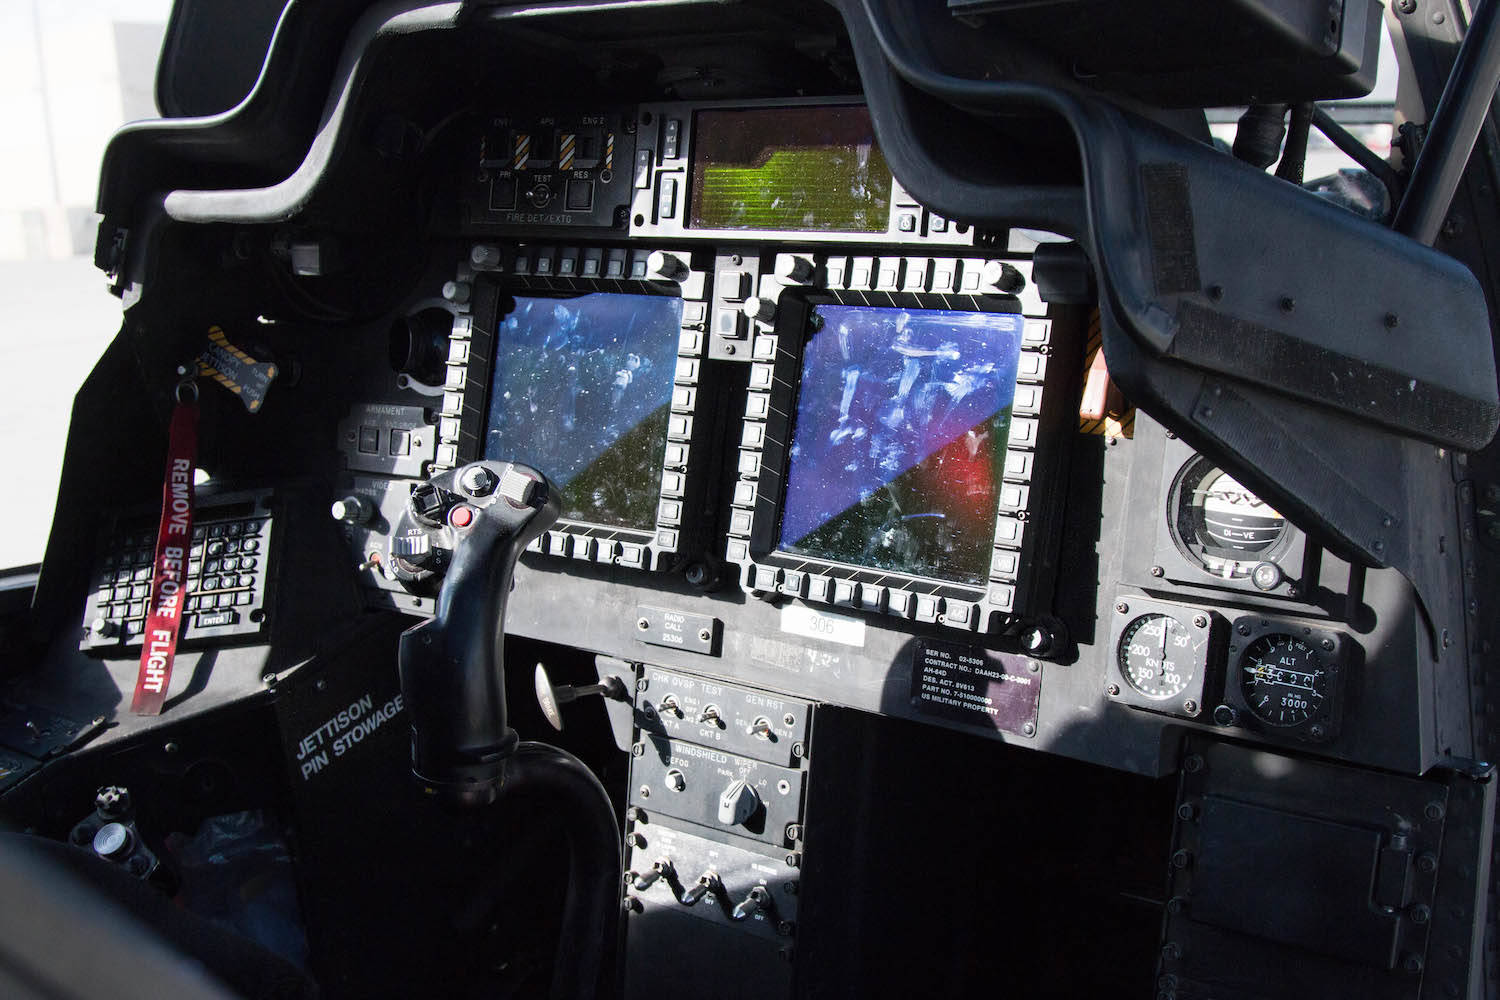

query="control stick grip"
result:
[397,461,560,805]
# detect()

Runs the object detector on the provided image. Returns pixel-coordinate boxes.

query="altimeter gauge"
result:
[1221,618,1345,742]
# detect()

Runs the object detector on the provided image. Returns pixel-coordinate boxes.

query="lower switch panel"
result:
[623,816,797,1000]
[625,818,800,942]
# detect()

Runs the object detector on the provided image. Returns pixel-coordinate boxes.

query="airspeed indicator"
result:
[1117,613,1201,701]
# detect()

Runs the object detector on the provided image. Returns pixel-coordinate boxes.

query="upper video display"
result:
[778,304,1026,585]
[690,106,892,233]
[484,292,682,531]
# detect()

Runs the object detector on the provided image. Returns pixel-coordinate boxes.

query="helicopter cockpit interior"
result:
[0,0,1498,997]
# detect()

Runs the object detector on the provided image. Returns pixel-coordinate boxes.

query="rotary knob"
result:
[742,296,777,324]
[979,260,1026,295]
[774,254,815,284]
[92,822,134,860]
[391,532,433,562]
[646,250,690,282]
[499,467,537,507]
[331,495,373,524]
[717,778,762,827]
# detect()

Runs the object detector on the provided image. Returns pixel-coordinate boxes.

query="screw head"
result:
[1237,623,1251,636]
[1022,722,1036,737]
[1115,601,1130,615]
[1183,754,1205,773]
[1192,614,1209,629]
[1417,852,1438,874]
[1397,0,1416,11]
[631,742,645,757]
[1171,849,1193,869]
[1150,565,1164,577]
[1183,700,1199,715]
[698,627,712,643]
[791,741,805,758]
[1425,801,1445,821]
[783,713,796,726]
[1107,683,1121,696]
[1410,904,1431,925]
[637,617,650,631]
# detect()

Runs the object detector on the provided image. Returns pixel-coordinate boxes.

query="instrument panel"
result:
[300,98,1423,777]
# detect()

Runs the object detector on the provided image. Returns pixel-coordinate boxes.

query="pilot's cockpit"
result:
[0,1,1498,997]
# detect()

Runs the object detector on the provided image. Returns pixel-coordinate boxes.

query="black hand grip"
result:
[397,461,559,806]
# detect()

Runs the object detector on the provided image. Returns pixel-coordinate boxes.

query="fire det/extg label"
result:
[910,637,1041,737]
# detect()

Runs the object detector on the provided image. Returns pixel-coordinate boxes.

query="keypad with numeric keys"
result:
[80,491,274,653]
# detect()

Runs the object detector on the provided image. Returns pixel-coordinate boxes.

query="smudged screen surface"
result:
[690,107,892,233]
[779,304,1025,585]
[484,293,682,530]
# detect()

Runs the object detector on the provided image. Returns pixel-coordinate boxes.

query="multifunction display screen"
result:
[689,106,893,233]
[484,292,682,531]
[778,305,1026,585]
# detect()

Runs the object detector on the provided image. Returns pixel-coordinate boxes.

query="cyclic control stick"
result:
[395,460,622,998]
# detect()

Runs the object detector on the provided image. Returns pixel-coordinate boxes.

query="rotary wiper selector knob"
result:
[717,778,762,827]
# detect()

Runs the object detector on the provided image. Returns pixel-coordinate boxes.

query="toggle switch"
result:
[682,871,720,906]
[633,858,674,891]
[732,885,773,922]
